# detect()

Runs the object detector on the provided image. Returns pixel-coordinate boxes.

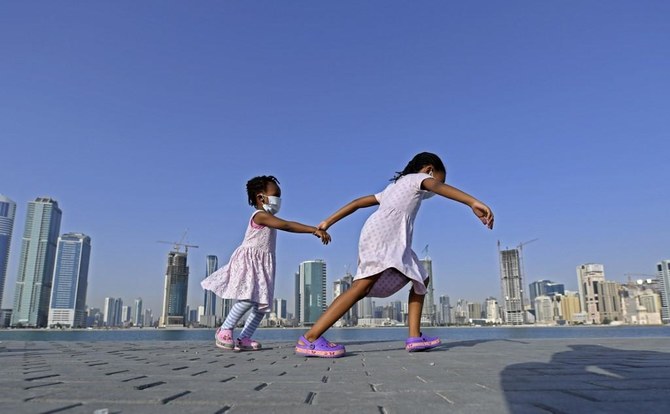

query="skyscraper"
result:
[47,233,91,328]
[499,246,525,324]
[202,255,218,328]
[0,194,16,309]
[133,298,143,326]
[11,197,62,327]
[420,257,436,326]
[103,297,116,327]
[332,273,353,326]
[160,251,189,327]
[529,280,566,306]
[273,298,287,319]
[658,260,670,323]
[296,260,327,326]
[577,264,606,324]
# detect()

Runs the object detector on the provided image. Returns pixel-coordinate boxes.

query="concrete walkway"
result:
[1,338,669,413]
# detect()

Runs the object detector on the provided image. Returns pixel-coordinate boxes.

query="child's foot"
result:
[215,328,235,350]
[405,333,441,352]
[235,337,262,351]
[295,335,346,358]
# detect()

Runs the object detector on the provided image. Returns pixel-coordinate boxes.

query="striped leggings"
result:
[221,300,265,339]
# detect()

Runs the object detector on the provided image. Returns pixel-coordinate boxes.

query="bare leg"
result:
[303,274,381,342]
[407,278,429,338]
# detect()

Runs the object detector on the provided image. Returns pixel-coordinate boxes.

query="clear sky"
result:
[2,1,669,315]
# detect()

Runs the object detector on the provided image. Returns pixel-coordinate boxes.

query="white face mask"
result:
[262,195,281,215]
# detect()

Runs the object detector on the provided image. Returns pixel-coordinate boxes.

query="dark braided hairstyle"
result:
[246,176,280,206]
[391,152,446,182]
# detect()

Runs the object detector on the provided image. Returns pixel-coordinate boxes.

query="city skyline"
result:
[2,2,669,315]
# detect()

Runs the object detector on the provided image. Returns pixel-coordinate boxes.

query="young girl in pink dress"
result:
[202,175,330,351]
[295,152,494,358]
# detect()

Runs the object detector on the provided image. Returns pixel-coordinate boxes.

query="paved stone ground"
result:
[1,338,669,413]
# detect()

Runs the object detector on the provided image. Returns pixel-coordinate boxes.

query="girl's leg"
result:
[239,303,264,339]
[407,281,428,338]
[221,301,253,329]
[303,274,381,342]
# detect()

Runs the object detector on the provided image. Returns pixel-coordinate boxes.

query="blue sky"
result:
[2,1,669,315]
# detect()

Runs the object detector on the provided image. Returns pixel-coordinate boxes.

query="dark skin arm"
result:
[317,195,379,231]
[253,211,331,244]
[421,178,494,229]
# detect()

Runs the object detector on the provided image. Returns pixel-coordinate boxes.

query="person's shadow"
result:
[501,344,670,413]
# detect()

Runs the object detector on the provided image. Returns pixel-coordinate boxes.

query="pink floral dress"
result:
[201,210,277,312]
[354,172,433,297]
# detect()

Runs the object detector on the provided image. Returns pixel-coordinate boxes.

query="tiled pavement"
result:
[1,338,669,413]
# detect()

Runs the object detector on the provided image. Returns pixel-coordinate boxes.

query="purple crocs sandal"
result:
[405,333,441,352]
[295,335,346,358]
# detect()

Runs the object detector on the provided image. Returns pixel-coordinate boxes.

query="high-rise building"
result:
[484,297,500,324]
[295,260,327,326]
[273,298,287,319]
[143,308,153,327]
[556,291,581,323]
[121,305,132,324]
[357,296,373,320]
[534,295,554,323]
[47,233,91,328]
[438,295,451,325]
[577,264,606,324]
[11,197,62,327]
[103,297,116,327]
[467,302,483,320]
[657,260,670,323]
[202,255,218,328]
[332,272,354,326]
[0,194,16,310]
[160,251,189,327]
[420,258,436,325]
[499,246,525,324]
[529,280,566,306]
[133,298,143,326]
[598,280,622,323]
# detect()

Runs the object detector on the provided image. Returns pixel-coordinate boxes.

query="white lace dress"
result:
[354,172,433,297]
[201,210,277,312]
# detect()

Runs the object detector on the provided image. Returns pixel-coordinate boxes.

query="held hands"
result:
[317,221,329,231]
[313,229,331,245]
[471,200,494,229]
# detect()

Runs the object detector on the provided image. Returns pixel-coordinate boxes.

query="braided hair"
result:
[246,176,280,206]
[391,152,446,182]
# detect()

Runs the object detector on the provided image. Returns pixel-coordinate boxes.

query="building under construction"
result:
[498,241,530,325]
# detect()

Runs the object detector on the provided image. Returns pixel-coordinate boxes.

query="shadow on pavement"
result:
[501,344,670,413]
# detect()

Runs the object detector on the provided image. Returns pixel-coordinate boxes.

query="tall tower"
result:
[160,251,189,327]
[658,260,670,324]
[420,257,436,326]
[47,233,91,328]
[103,297,116,327]
[296,260,327,326]
[577,264,606,324]
[332,272,353,326]
[11,197,62,327]
[133,298,143,326]
[498,244,525,325]
[0,194,16,309]
[202,255,218,328]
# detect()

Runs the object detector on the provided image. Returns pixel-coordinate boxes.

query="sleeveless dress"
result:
[354,172,433,297]
[201,210,277,312]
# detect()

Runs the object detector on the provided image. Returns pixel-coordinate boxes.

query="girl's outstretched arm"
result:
[254,212,331,244]
[318,195,379,231]
[421,179,495,229]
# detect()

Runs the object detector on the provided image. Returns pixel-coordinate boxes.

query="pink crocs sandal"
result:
[215,328,235,350]
[295,335,346,358]
[235,337,262,351]
[405,333,441,352]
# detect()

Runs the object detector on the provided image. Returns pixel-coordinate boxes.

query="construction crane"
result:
[517,238,539,252]
[157,229,199,254]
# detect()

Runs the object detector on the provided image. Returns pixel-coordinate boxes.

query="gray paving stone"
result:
[1,338,670,413]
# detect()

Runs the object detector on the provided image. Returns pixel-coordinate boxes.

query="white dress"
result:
[354,172,433,297]
[200,210,277,312]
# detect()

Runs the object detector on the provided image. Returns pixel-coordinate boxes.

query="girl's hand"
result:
[317,221,329,231]
[314,229,331,245]
[472,201,494,229]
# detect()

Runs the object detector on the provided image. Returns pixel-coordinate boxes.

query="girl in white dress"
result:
[295,152,494,358]
[202,175,330,351]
